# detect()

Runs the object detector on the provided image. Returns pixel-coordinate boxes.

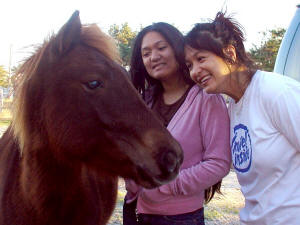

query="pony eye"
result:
[86,80,103,89]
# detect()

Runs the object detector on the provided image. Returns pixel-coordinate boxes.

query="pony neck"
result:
[20,145,104,225]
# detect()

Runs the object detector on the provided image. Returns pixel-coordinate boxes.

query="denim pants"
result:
[137,208,205,225]
[123,198,205,225]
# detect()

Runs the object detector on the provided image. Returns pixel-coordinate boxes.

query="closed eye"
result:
[197,56,205,62]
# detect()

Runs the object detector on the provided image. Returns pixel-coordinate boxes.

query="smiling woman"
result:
[185,46,233,95]
[184,11,300,225]
[123,22,231,225]
[140,32,180,84]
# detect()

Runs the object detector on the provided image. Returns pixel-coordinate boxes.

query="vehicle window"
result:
[285,23,300,81]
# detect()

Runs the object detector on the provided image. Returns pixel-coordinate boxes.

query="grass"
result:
[108,188,126,225]
[0,109,12,118]
[116,190,125,206]
[204,188,244,223]
[205,208,223,220]
[0,120,10,127]
[0,98,12,127]
[203,174,244,225]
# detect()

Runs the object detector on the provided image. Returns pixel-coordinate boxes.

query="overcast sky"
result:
[1,0,299,70]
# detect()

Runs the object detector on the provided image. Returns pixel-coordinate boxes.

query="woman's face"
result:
[185,45,231,94]
[141,31,179,81]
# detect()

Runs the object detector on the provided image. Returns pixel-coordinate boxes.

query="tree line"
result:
[109,23,286,71]
[0,24,286,89]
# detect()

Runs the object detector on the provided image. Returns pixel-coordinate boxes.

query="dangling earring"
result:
[228,58,235,65]
[225,58,235,70]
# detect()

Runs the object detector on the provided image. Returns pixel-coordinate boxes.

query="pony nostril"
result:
[159,151,178,173]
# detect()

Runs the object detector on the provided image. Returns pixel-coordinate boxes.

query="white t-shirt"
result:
[228,70,300,225]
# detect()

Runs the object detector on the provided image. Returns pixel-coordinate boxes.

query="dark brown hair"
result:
[185,12,255,70]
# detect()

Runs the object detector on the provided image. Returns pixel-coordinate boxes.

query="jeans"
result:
[137,208,205,225]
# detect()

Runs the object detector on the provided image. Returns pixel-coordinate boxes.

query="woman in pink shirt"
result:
[123,22,231,225]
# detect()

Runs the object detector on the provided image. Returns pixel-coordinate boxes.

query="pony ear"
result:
[51,10,81,57]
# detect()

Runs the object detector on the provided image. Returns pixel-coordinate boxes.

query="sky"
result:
[0,0,299,71]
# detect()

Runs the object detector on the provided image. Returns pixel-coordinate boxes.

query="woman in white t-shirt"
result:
[184,11,300,225]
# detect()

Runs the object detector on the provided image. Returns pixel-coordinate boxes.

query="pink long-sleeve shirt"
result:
[126,84,231,215]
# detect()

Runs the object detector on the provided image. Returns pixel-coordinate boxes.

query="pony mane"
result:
[81,24,120,63]
[11,24,120,153]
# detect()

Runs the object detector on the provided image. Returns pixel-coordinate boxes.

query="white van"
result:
[274,4,300,80]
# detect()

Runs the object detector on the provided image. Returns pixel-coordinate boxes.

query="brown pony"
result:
[0,11,183,225]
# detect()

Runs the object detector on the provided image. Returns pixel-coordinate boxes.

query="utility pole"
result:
[8,44,13,100]
[8,44,12,84]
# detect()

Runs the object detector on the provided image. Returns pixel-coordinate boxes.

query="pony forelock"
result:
[81,24,121,63]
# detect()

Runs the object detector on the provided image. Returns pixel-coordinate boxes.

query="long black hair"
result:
[130,22,193,102]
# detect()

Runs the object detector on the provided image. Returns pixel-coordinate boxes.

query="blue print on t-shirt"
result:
[231,124,252,173]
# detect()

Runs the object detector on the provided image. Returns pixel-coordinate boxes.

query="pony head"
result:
[12,11,183,188]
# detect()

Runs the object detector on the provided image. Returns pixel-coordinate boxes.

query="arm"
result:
[124,179,142,203]
[160,94,231,195]
[269,85,300,150]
